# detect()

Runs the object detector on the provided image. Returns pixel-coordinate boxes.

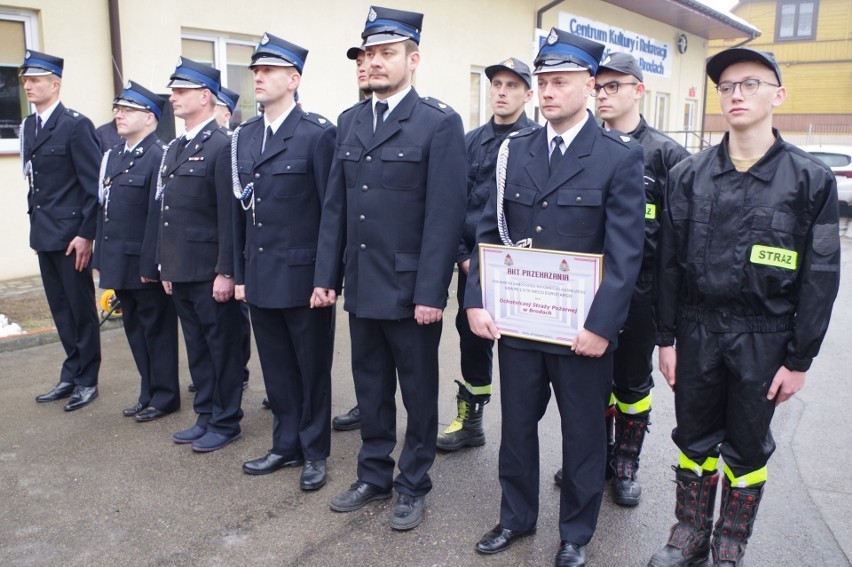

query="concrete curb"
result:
[0,318,123,353]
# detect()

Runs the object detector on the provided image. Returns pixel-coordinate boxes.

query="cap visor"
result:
[346,46,365,60]
[20,67,54,77]
[362,34,408,48]
[167,78,204,89]
[534,62,589,74]
[114,99,150,111]
[249,56,295,68]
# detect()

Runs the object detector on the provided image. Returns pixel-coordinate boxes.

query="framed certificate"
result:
[478,243,603,346]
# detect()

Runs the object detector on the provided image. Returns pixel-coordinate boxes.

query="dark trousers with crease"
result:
[497,341,612,545]
[171,281,244,435]
[455,268,493,390]
[612,299,656,406]
[349,314,441,496]
[250,304,333,459]
[38,250,100,387]
[115,287,180,412]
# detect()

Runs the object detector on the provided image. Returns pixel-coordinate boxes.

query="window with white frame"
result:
[653,92,670,132]
[469,67,487,130]
[0,9,38,153]
[181,32,257,127]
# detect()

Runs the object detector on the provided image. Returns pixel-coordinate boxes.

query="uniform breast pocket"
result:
[556,188,603,236]
[117,175,148,205]
[42,145,67,157]
[381,147,422,190]
[269,159,309,198]
[745,207,804,294]
[671,197,713,264]
[237,159,255,188]
[174,163,208,197]
[503,184,536,234]
[338,145,362,184]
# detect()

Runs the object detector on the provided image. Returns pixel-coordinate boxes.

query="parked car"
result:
[799,145,852,215]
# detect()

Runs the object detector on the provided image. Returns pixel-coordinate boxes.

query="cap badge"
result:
[503,58,514,68]
[25,50,31,58]
[177,56,183,67]
[547,29,558,45]
[602,56,612,65]
[368,7,377,21]
[261,33,270,45]
[125,81,132,89]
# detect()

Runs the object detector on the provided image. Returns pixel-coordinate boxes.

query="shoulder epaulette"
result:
[65,108,84,119]
[340,98,371,117]
[240,115,263,128]
[602,128,635,146]
[420,96,454,113]
[303,112,332,128]
[508,126,537,139]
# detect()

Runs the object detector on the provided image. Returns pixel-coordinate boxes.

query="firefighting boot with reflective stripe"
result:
[710,478,764,566]
[436,381,489,451]
[612,410,649,506]
[648,468,719,567]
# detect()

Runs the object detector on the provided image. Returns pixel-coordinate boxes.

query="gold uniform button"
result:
[360,244,366,250]
[575,196,582,203]
[514,193,520,199]
[542,201,548,208]
[255,173,261,179]
[359,215,365,221]
[365,156,372,163]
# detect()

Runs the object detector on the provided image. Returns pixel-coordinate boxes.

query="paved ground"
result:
[0,239,850,566]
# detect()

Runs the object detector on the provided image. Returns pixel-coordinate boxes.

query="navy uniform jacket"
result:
[233,108,336,308]
[22,102,101,252]
[466,112,645,354]
[153,119,233,282]
[93,132,165,290]
[314,89,466,319]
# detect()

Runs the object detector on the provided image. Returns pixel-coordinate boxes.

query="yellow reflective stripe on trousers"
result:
[679,452,719,476]
[750,245,797,270]
[615,392,652,415]
[723,463,767,487]
[463,381,492,396]
[645,203,657,220]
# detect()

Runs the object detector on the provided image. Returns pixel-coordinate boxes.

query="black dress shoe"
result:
[242,452,304,475]
[554,542,586,567]
[475,524,536,555]
[329,481,391,512]
[261,398,271,409]
[390,493,425,531]
[135,406,170,422]
[64,386,98,412]
[122,402,146,417]
[36,382,75,403]
[188,382,197,392]
[332,406,361,431]
[300,459,327,491]
[555,468,563,486]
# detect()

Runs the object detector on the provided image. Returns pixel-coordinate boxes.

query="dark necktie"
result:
[375,101,389,132]
[550,135,565,171]
[262,126,273,153]
[35,115,43,137]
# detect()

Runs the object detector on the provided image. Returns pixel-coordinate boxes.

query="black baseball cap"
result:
[706,47,782,85]
[597,51,643,82]
[485,57,532,89]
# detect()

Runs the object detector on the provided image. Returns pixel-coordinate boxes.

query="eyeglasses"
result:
[590,81,638,97]
[112,106,143,115]
[715,79,779,97]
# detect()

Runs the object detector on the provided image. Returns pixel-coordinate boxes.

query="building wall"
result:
[706,0,852,141]
[0,0,737,280]
[1,1,114,279]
